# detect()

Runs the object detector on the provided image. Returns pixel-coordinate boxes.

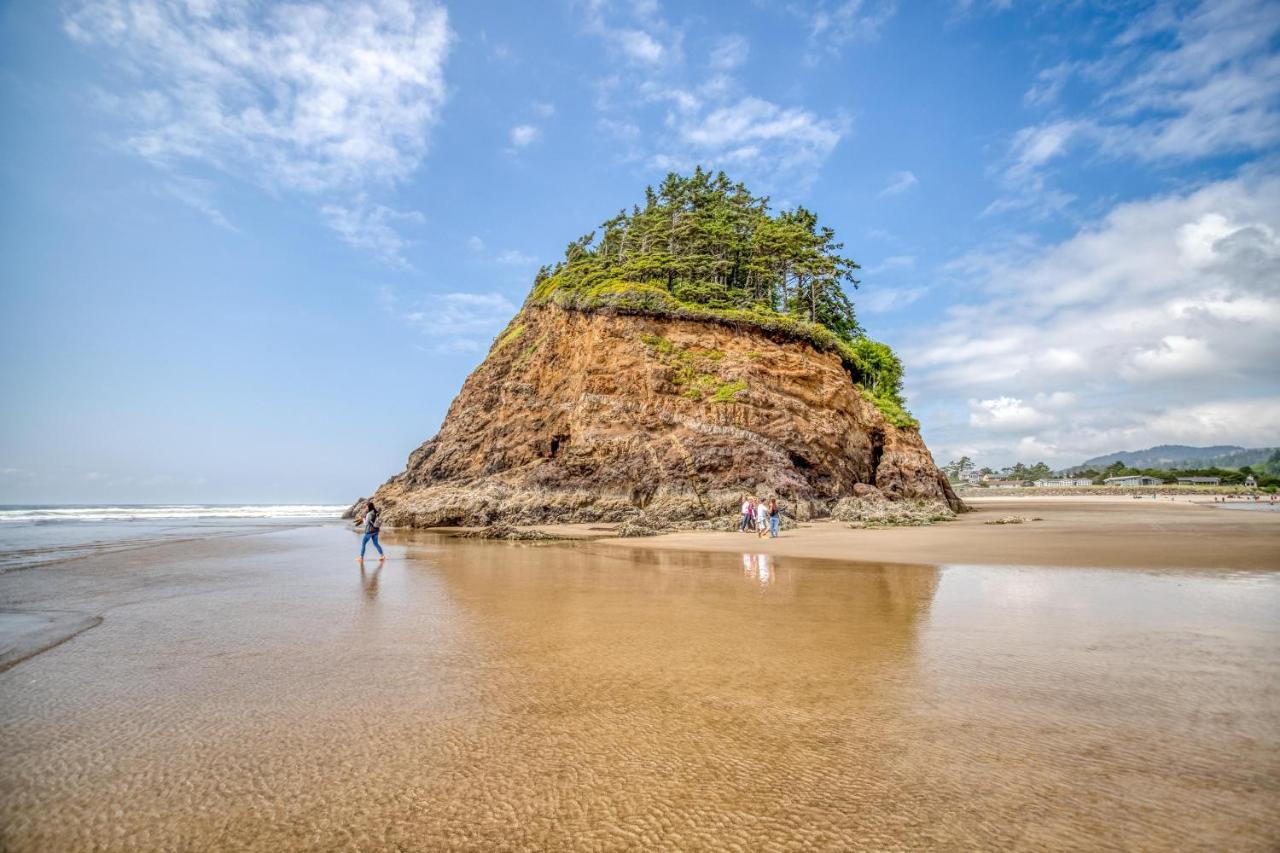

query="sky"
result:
[1,0,1277,503]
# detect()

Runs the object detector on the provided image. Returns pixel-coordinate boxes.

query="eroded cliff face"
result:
[367,305,960,527]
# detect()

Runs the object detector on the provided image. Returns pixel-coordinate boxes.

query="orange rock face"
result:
[368,305,960,527]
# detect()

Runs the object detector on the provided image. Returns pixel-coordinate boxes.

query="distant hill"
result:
[1073,445,1278,472]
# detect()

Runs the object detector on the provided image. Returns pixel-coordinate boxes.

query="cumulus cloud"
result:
[64,0,450,260]
[910,172,1280,466]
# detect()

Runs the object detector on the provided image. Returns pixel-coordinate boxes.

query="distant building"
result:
[983,479,1024,488]
[1176,476,1221,486]
[1034,477,1094,487]
[1104,475,1165,486]
[1245,474,1258,487]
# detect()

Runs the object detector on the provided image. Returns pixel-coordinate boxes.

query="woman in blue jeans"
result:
[357,500,384,562]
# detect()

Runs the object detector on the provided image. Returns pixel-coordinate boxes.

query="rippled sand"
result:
[2,526,1278,850]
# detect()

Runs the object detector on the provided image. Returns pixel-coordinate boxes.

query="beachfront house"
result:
[1103,475,1165,486]
[983,479,1024,488]
[1245,474,1258,487]
[1176,476,1221,486]
[1034,477,1094,487]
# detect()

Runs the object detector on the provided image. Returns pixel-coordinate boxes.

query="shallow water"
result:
[1,526,1278,850]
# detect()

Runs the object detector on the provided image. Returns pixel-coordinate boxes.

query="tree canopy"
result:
[534,167,863,338]
[524,168,914,424]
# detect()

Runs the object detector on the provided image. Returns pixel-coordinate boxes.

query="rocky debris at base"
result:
[983,515,1043,525]
[832,496,956,528]
[458,523,559,541]
[613,520,674,537]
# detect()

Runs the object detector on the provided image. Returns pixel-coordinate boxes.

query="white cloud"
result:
[161,174,236,231]
[617,29,664,62]
[911,172,1280,467]
[467,235,485,252]
[510,124,539,147]
[402,291,517,352]
[320,198,425,268]
[877,170,918,197]
[495,249,537,266]
[802,0,897,56]
[992,0,1280,214]
[860,284,927,314]
[662,97,847,188]
[968,396,1056,431]
[582,3,845,190]
[65,0,451,260]
[864,255,915,274]
[708,34,748,70]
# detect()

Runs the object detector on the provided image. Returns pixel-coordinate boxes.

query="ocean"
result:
[0,504,347,572]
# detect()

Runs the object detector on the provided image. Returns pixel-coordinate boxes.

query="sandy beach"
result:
[556,495,1280,571]
[1,504,1278,851]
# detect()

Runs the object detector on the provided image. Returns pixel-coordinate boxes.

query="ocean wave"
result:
[0,505,347,523]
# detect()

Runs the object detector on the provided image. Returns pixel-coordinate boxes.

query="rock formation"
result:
[359,303,961,527]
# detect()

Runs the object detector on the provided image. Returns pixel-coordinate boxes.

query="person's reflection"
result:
[741,553,775,587]
[360,563,382,603]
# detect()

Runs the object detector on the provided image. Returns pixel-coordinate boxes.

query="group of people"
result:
[739,495,781,538]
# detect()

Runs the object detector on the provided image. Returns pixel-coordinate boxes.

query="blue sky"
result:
[1,0,1277,503]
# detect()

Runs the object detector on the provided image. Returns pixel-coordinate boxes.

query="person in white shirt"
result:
[739,495,753,532]
[755,498,769,538]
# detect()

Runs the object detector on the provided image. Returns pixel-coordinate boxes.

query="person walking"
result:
[768,498,780,538]
[357,500,384,562]
[740,495,753,533]
[755,497,769,539]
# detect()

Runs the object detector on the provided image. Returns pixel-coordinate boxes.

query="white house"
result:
[1034,477,1094,487]
[1245,474,1258,487]
[1104,475,1165,486]
[1176,476,1221,486]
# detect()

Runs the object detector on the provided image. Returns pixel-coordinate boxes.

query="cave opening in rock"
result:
[549,433,569,458]
[869,429,885,480]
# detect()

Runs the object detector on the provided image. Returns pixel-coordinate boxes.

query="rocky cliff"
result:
[361,303,960,527]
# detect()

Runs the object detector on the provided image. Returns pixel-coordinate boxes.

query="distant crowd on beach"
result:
[739,495,781,538]
[1213,494,1277,503]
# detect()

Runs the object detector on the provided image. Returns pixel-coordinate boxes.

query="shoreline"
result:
[499,496,1280,571]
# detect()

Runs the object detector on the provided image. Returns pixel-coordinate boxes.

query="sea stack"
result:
[361,170,961,527]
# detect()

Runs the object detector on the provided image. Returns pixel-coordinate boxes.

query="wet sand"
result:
[600,497,1280,570]
[1,521,1278,851]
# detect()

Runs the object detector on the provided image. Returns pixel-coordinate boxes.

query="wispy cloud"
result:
[990,0,1280,216]
[401,291,518,352]
[800,0,897,57]
[320,198,425,268]
[878,170,918,197]
[64,0,451,262]
[708,34,749,70]
[582,1,847,190]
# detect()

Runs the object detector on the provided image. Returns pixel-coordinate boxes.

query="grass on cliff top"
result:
[528,273,916,427]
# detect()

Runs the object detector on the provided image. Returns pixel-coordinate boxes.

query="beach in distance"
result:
[2,497,1278,851]
[583,495,1280,571]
